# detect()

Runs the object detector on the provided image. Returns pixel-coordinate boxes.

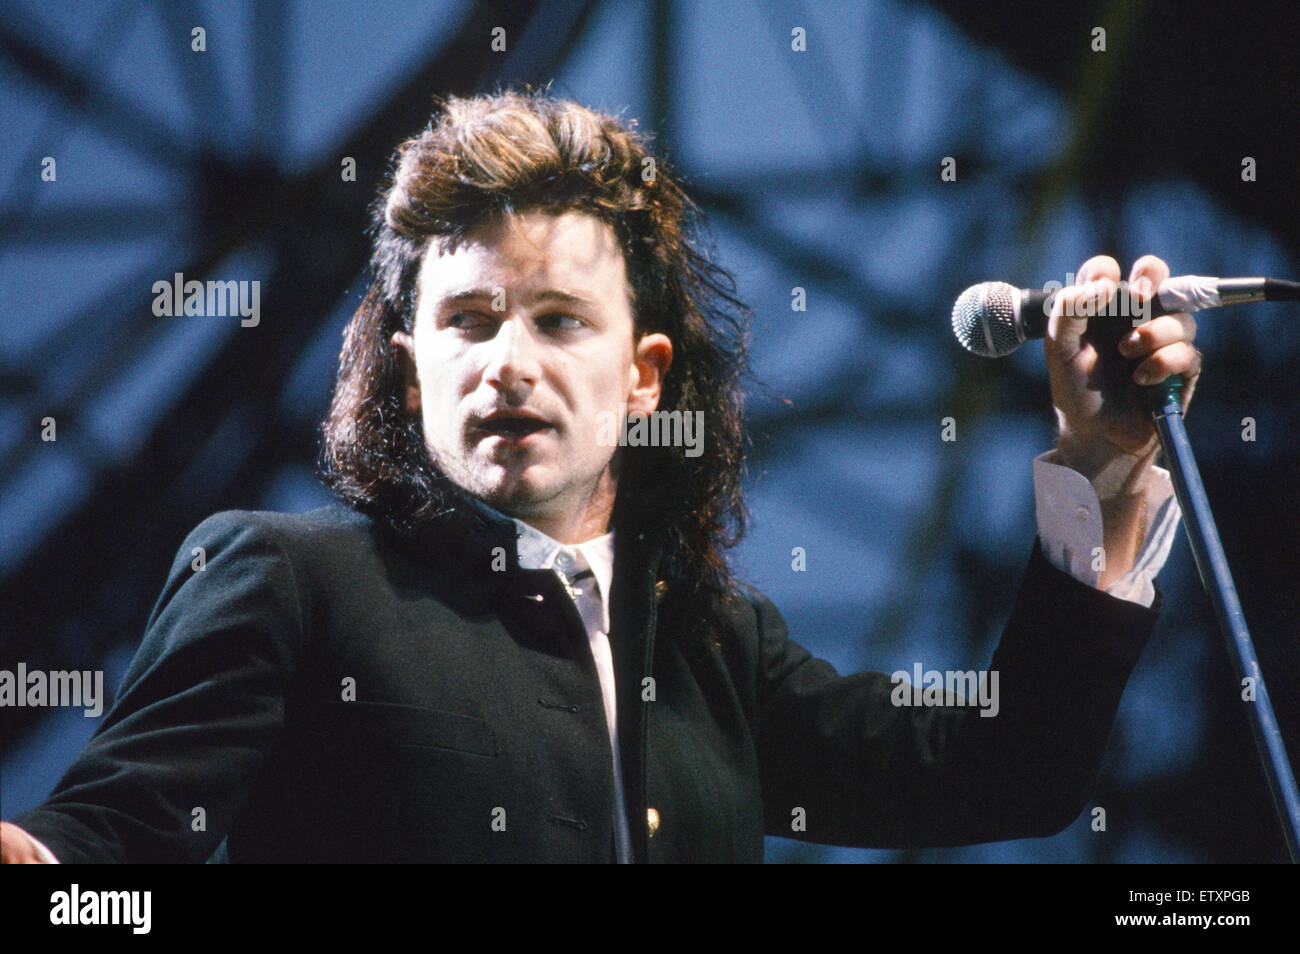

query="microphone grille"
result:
[952,282,1022,358]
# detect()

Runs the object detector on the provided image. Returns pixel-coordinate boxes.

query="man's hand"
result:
[1044,254,1202,587]
[1,821,52,863]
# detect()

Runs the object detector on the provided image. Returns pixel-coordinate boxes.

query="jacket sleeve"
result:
[754,539,1158,848]
[12,511,305,863]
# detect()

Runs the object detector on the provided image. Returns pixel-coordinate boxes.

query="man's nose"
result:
[483,315,541,396]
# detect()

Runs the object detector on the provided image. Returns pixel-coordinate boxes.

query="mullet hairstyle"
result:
[320,89,750,605]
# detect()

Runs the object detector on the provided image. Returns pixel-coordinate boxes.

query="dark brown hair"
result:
[320,89,749,600]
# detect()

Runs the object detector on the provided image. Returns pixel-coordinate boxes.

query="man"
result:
[3,90,1199,863]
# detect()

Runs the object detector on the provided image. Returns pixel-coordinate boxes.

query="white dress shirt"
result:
[509,518,633,863]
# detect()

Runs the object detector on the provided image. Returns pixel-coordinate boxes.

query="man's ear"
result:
[391,331,422,414]
[625,332,673,416]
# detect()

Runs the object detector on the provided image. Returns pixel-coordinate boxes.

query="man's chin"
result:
[471,474,558,519]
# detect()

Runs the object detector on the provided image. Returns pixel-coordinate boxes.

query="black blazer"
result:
[15,502,1158,862]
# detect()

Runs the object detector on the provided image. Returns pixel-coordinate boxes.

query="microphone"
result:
[952,275,1300,357]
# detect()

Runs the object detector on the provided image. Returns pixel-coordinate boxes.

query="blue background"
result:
[2,0,1298,863]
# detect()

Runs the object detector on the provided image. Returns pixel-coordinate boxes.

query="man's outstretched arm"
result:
[753,536,1159,849]
[5,512,305,864]
[754,253,1199,849]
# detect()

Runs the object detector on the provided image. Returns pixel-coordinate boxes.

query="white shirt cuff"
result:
[1033,450,1181,608]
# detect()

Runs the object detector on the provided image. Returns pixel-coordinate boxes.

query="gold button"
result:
[646,807,660,837]
[654,580,668,603]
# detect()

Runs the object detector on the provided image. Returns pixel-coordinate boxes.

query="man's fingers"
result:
[1047,255,1123,353]
[1079,254,1123,286]
[1125,257,1202,399]
[1128,255,1171,318]
[1118,312,1197,357]
[1054,279,1119,319]
[1128,254,1171,292]
[1,821,48,864]
[1134,341,1202,385]
[1048,277,1118,352]
[1125,255,1196,349]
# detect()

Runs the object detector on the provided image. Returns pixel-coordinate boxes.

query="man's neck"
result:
[475,497,612,546]
[487,472,617,544]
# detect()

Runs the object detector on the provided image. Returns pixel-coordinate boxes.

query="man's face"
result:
[392,210,672,541]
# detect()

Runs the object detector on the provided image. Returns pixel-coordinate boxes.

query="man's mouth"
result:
[475,413,554,441]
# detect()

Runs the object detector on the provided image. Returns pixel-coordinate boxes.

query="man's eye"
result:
[538,313,583,330]
[447,312,488,329]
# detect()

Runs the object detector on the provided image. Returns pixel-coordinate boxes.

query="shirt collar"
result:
[476,502,616,632]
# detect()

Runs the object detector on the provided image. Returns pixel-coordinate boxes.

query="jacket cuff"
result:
[997,538,1161,680]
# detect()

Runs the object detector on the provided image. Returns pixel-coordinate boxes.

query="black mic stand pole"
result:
[1147,375,1300,862]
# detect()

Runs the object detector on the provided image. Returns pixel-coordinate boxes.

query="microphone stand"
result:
[1147,376,1300,862]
